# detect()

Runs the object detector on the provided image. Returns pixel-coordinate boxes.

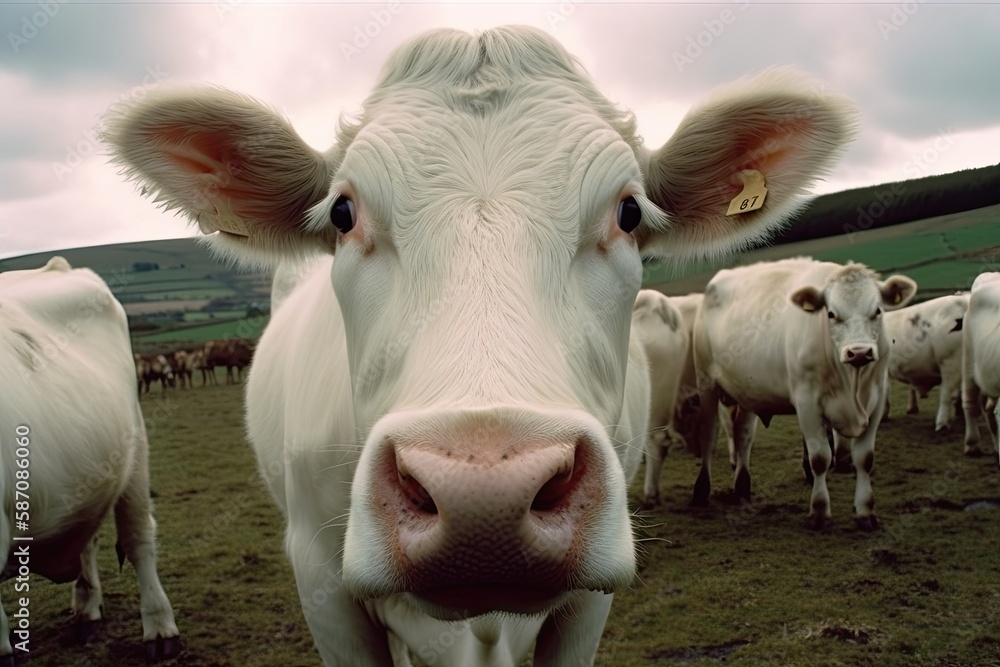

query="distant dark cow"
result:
[204,339,253,384]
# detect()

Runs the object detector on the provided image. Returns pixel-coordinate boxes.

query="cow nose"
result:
[843,345,876,368]
[376,435,599,596]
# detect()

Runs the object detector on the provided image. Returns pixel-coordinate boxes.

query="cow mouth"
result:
[409,586,568,619]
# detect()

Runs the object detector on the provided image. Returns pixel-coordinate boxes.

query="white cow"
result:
[885,292,968,430]
[0,257,179,662]
[962,273,1000,459]
[630,290,689,508]
[693,258,916,530]
[104,26,856,666]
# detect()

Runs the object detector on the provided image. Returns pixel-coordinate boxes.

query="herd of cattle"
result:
[134,338,254,396]
[4,254,999,664]
[4,24,1000,667]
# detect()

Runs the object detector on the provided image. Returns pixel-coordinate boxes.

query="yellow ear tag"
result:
[725,169,768,216]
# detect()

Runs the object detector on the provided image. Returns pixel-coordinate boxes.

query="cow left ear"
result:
[790,286,825,314]
[637,69,859,259]
[879,275,918,310]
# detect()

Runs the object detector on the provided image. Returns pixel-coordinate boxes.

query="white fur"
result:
[630,290,689,507]
[961,273,1000,459]
[104,25,858,666]
[885,292,969,430]
[0,257,178,660]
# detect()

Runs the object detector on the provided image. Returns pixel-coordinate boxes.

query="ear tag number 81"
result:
[725,169,768,216]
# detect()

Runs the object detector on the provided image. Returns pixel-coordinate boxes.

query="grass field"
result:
[8,378,1000,667]
[644,204,1000,300]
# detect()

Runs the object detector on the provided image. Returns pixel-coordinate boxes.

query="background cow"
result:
[203,340,253,385]
[0,256,178,662]
[693,258,916,530]
[631,290,689,508]
[885,292,968,431]
[140,353,174,395]
[171,349,195,389]
[104,25,856,667]
[962,273,1000,459]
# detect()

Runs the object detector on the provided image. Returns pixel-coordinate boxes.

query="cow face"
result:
[792,265,917,367]
[104,26,857,616]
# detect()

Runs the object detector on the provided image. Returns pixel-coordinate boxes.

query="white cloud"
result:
[1,2,998,259]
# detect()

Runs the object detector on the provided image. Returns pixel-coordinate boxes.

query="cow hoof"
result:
[734,468,751,501]
[640,495,661,511]
[145,635,181,661]
[75,619,103,645]
[1,653,16,667]
[692,470,711,507]
[906,407,919,415]
[806,515,833,531]
[935,423,950,433]
[856,515,880,532]
[964,445,983,457]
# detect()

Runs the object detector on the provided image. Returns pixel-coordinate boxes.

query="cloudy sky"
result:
[1,0,998,260]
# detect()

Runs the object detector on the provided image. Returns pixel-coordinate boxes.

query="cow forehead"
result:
[825,266,881,313]
[340,86,641,208]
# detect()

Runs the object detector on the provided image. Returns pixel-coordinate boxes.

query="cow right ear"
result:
[791,286,825,313]
[101,86,338,266]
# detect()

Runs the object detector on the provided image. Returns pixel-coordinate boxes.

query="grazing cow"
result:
[692,258,916,530]
[885,292,968,430]
[0,257,179,662]
[140,354,174,395]
[631,290,689,508]
[171,349,195,389]
[201,341,224,386]
[962,273,1000,459]
[104,25,856,666]
[190,347,215,386]
[204,339,253,384]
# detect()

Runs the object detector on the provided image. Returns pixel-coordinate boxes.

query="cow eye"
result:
[330,195,356,234]
[827,310,837,320]
[617,196,641,233]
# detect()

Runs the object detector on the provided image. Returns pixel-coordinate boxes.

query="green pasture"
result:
[643,205,1000,300]
[8,380,1000,667]
[133,316,268,345]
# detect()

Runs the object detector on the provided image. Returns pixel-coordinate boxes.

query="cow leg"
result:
[642,429,668,508]
[906,387,919,414]
[850,433,879,531]
[730,407,757,501]
[962,337,985,455]
[72,535,105,643]
[112,416,179,660]
[692,389,721,506]
[936,357,963,431]
[534,590,612,667]
[994,399,1000,462]
[798,409,833,530]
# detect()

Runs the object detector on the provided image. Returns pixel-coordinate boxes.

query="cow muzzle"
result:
[841,344,876,368]
[347,410,634,617]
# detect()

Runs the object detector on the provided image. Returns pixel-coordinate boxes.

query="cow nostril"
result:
[398,470,438,515]
[531,445,585,513]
